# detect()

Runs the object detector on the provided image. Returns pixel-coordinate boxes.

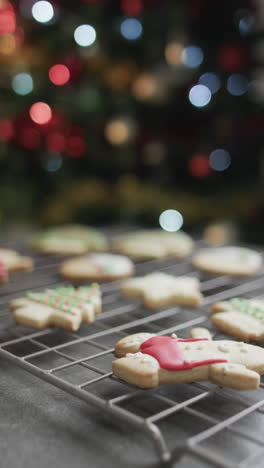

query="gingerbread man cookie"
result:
[10,284,101,331]
[211,297,264,342]
[121,272,203,308]
[192,246,262,276]
[113,330,264,390]
[59,253,135,282]
[30,224,107,255]
[0,248,33,279]
[112,229,193,260]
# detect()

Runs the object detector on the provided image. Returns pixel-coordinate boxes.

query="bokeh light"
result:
[0,34,16,55]
[12,73,33,95]
[132,73,159,101]
[105,119,134,145]
[188,84,212,107]
[0,2,16,34]
[182,46,204,68]
[120,18,142,40]
[142,141,166,165]
[235,9,254,35]
[41,153,63,172]
[29,102,52,125]
[165,42,184,66]
[74,24,96,47]
[209,149,231,171]
[66,136,86,157]
[18,127,42,150]
[198,73,220,94]
[159,209,183,232]
[0,119,13,141]
[46,132,65,153]
[188,154,211,178]
[227,74,248,96]
[49,64,70,85]
[32,1,54,23]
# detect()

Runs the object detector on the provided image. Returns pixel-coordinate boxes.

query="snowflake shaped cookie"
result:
[10,284,101,331]
[113,329,264,390]
[211,297,264,341]
[121,272,203,308]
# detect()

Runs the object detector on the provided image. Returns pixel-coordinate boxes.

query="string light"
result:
[209,149,231,171]
[49,64,70,85]
[74,24,96,47]
[227,74,248,96]
[188,84,212,107]
[198,73,220,94]
[32,1,54,23]
[29,102,52,125]
[182,46,204,68]
[12,73,33,95]
[165,42,184,66]
[159,209,183,232]
[120,18,142,40]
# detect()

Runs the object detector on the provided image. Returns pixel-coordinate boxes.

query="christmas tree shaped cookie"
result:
[10,284,101,331]
[211,297,264,341]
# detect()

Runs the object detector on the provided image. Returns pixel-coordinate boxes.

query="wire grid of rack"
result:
[1,236,264,467]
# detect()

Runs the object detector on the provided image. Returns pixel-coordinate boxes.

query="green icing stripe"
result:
[26,285,96,315]
[231,298,264,320]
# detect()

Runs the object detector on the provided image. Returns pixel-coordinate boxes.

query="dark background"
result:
[0,0,263,242]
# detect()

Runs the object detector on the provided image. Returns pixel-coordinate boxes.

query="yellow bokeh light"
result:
[132,73,159,101]
[0,34,16,55]
[165,42,184,66]
[105,119,134,145]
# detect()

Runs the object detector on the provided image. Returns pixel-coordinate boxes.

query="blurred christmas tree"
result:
[0,0,262,238]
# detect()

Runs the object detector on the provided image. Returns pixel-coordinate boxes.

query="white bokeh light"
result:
[189,84,212,107]
[227,74,248,96]
[159,209,183,232]
[32,1,54,23]
[198,73,220,94]
[182,46,204,68]
[209,149,231,171]
[12,73,33,95]
[120,18,142,40]
[74,24,96,47]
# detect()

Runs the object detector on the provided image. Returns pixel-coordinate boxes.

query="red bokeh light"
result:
[121,0,142,16]
[49,64,70,86]
[46,132,65,152]
[188,154,211,178]
[29,102,52,125]
[18,127,42,150]
[66,136,86,157]
[0,119,14,141]
[0,3,16,35]
[217,44,246,73]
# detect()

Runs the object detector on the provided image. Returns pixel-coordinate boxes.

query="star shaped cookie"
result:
[10,284,101,331]
[121,272,203,308]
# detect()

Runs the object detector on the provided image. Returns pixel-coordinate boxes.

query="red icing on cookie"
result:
[140,336,227,371]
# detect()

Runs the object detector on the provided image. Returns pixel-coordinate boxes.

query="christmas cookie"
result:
[113,330,264,390]
[30,224,107,255]
[59,253,135,282]
[0,248,33,277]
[112,229,193,260]
[211,297,264,342]
[10,284,101,331]
[192,246,262,276]
[121,272,203,308]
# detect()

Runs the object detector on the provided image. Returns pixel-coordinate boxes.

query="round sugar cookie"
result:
[193,246,262,276]
[59,253,135,282]
[30,224,107,255]
[0,248,33,277]
[112,229,193,260]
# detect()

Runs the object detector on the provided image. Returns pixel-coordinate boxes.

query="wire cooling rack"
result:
[1,236,264,467]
